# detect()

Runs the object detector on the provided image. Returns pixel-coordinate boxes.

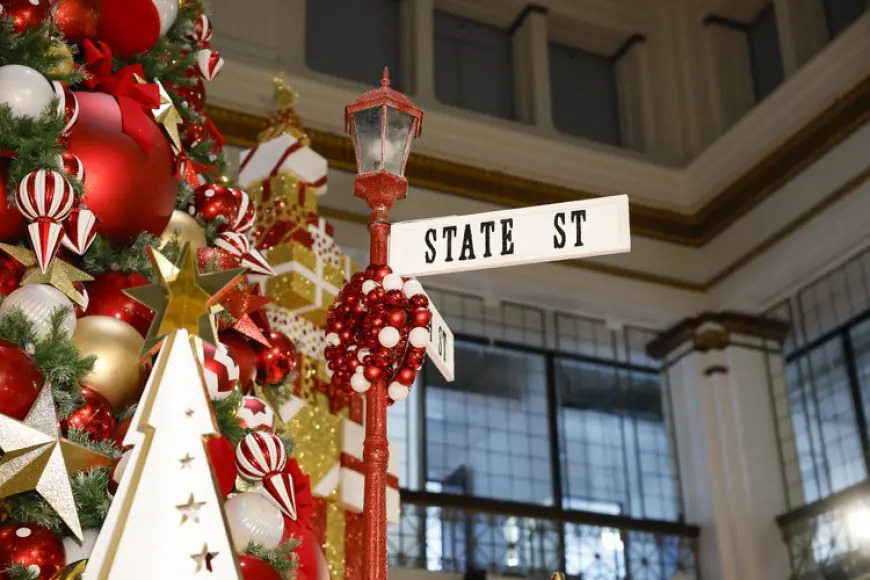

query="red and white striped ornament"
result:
[16,169,75,272]
[195,48,224,82]
[261,471,298,520]
[61,203,98,255]
[215,232,276,276]
[192,336,240,399]
[52,81,79,136]
[58,151,85,182]
[235,431,286,482]
[194,14,213,46]
[229,188,255,234]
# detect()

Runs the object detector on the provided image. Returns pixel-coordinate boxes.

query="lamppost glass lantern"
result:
[344,68,423,215]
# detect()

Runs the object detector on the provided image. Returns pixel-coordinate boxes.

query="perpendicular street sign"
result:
[418,285,454,382]
[388,195,631,278]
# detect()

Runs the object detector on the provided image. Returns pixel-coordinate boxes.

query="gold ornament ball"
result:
[48,43,76,76]
[51,560,88,580]
[71,316,147,410]
[159,210,207,251]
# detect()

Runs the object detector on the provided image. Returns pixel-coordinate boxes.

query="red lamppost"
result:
[344,68,423,580]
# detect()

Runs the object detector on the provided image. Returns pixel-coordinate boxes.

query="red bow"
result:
[82,40,161,152]
[203,115,226,153]
[176,151,212,187]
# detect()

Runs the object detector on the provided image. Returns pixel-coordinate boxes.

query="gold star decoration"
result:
[176,494,207,524]
[191,544,218,572]
[0,386,113,541]
[136,75,183,153]
[0,243,92,307]
[124,244,245,357]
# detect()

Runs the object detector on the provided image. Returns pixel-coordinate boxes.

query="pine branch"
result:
[5,492,62,533]
[72,468,113,530]
[243,541,299,580]
[212,389,246,445]
[81,233,160,279]
[0,18,84,84]
[65,428,119,457]
[117,403,138,422]
[5,564,38,580]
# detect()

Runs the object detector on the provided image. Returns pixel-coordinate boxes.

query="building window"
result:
[747,3,785,102]
[433,11,515,120]
[771,247,870,509]
[305,0,401,88]
[823,0,867,40]
[548,43,621,147]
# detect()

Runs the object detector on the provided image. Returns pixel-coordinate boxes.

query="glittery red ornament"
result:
[0,160,27,242]
[168,69,206,112]
[83,271,154,336]
[198,247,242,271]
[0,523,65,580]
[238,554,282,580]
[61,385,116,441]
[396,367,416,386]
[55,0,101,44]
[386,309,406,328]
[253,330,297,386]
[0,254,23,297]
[206,436,238,497]
[67,92,178,242]
[0,0,53,32]
[363,365,383,383]
[371,265,392,282]
[219,330,257,392]
[0,339,43,420]
[192,183,240,225]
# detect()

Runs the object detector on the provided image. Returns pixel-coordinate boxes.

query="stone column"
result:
[510,5,554,130]
[399,0,437,104]
[702,18,756,135]
[648,313,798,580]
[276,0,309,74]
[772,0,829,77]
[613,35,652,153]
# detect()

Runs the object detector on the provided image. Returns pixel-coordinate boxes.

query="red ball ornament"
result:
[0,160,27,242]
[67,91,178,243]
[0,254,23,297]
[97,0,161,59]
[192,184,240,226]
[61,385,116,441]
[168,69,206,112]
[253,330,298,386]
[0,339,43,420]
[395,366,416,386]
[181,121,207,148]
[386,309,407,328]
[238,554,282,580]
[370,265,392,282]
[363,365,384,383]
[0,523,65,580]
[413,308,432,327]
[206,436,238,497]
[83,271,154,336]
[55,0,101,44]
[280,527,320,580]
[219,330,257,392]
[0,0,53,32]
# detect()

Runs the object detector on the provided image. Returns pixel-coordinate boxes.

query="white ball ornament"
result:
[388,382,410,401]
[350,373,370,393]
[362,279,377,295]
[403,279,424,298]
[326,332,341,346]
[382,274,403,291]
[225,492,285,550]
[408,326,429,348]
[378,326,401,348]
[357,348,370,363]
[0,65,54,119]
[0,285,76,340]
[153,0,180,35]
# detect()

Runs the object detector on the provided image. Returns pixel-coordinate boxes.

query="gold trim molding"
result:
[207,74,870,248]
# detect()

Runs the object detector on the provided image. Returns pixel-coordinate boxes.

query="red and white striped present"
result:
[238,134,328,196]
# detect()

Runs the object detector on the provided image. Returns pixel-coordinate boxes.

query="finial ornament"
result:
[272,74,299,109]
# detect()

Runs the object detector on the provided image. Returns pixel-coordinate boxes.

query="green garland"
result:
[212,389,246,445]
[243,540,299,580]
[80,233,160,278]
[5,564,38,580]
[0,19,85,85]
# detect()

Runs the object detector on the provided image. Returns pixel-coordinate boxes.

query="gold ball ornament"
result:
[47,42,76,76]
[51,560,88,580]
[71,316,147,410]
[159,210,207,252]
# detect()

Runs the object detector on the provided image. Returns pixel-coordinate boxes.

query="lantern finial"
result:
[381,67,391,87]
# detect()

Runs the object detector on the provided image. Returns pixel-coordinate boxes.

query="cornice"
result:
[646,312,790,360]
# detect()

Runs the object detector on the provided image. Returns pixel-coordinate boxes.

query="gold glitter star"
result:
[0,243,92,307]
[135,76,183,153]
[176,494,206,524]
[124,244,245,357]
[0,387,112,541]
[191,544,218,572]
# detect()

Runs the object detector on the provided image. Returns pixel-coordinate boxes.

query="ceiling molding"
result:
[206,74,870,248]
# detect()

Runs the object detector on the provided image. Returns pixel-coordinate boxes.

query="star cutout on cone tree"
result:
[125,244,245,356]
[0,386,113,541]
[218,279,273,346]
[0,243,92,307]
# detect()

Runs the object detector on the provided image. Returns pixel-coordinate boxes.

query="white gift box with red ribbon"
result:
[238,134,328,196]
[338,419,401,524]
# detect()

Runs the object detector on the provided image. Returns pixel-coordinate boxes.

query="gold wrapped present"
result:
[265,242,347,326]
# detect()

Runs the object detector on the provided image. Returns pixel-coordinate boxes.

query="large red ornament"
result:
[0,523,65,580]
[219,330,257,392]
[0,160,28,242]
[60,385,116,441]
[0,339,43,420]
[83,271,154,336]
[281,526,319,580]
[238,554,281,580]
[96,0,161,59]
[55,0,101,44]
[253,330,297,386]
[66,91,178,243]
[206,436,238,497]
[0,0,53,32]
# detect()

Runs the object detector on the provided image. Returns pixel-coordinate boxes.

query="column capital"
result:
[647,311,789,360]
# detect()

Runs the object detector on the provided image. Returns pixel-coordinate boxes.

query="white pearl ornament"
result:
[403,279,424,298]
[356,348,370,362]
[388,382,410,401]
[362,280,377,295]
[378,326,401,348]
[224,492,285,550]
[326,332,340,346]
[382,274,403,291]
[0,284,76,340]
[351,373,370,393]
[0,65,54,119]
[408,326,429,348]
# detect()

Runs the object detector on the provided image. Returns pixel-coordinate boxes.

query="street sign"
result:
[388,195,630,278]
[419,286,454,382]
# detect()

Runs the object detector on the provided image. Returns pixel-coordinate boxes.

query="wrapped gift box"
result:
[247,173,321,251]
[339,420,401,524]
[239,133,328,196]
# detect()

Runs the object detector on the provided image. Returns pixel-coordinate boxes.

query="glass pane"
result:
[353,107,384,173]
[424,341,552,505]
[384,107,413,175]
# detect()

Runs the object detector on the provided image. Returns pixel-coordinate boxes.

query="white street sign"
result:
[419,286,454,382]
[388,195,630,277]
